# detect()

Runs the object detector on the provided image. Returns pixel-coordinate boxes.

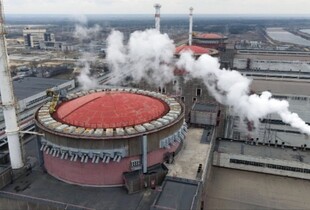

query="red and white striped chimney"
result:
[189,7,193,46]
[0,0,24,169]
[154,4,161,31]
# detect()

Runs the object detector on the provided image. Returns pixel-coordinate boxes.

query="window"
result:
[131,160,141,167]
[173,80,177,85]
[196,88,202,97]
[158,87,166,94]
[181,96,185,102]
[230,158,310,174]
[192,97,197,102]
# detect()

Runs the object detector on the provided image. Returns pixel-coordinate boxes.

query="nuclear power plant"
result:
[36,88,186,187]
[1,1,310,210]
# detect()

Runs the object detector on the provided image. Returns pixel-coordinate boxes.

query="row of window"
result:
[238,59,309,65]
[26,85,73,107]
[291,96,307,101]
[131,159,141,167]
[230,159,310,174]
[158,87,202,97]
[26,95,48,106]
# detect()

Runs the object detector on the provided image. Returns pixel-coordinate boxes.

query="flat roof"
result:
[152,177,200,210]
[235,53,310,61]
[166,128,211,180]
[2,169,157,210]
[216,140,310,164]
[192,103,217,112]
[11,77,69,100]
[205,167,310,210]
[251,79,310,96]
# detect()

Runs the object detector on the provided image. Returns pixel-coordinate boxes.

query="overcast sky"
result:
[5,0,310,15]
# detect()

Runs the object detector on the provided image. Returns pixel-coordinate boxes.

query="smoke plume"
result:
[106,29,175,87]
[106,29,310,136]
[74,18,101,89]
[177,52,310,135]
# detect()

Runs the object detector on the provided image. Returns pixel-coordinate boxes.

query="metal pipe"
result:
[142,135,148,174]
[189,7,193,46]
[105,156,110,163]
[0,0,23,169]
[154,4,161,31]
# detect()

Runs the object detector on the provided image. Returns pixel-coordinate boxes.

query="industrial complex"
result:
[1,1,310,210]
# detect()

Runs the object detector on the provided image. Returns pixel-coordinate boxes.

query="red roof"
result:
[54,92,169,129]
[194,33,224,39]
[175,45,211,55]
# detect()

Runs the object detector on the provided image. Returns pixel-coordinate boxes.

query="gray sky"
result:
[5,0,310,15]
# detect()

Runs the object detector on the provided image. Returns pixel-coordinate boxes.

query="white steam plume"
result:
[77,52,98,90]
[106,29,175,87]
[74,19,101,90]
[106,29,310,136]
[177,52,310,135]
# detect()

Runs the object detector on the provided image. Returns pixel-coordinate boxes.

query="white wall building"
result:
[225,79,310,148]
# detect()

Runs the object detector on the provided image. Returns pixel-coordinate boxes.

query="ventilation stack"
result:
[154,3,161,31]
[0,0,24,169]
[189,7,193,46]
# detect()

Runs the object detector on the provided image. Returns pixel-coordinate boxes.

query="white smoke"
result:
[77,53,98,90]
[177,52,310,136]
[106,29,175,87]
[74,19,101,90]
[74,24,101,41]
[106,29,310,136]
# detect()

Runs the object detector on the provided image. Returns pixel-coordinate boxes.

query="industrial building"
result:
[233,50,310,79]
[23,27,56,49]
[0,77,75,147]
[224,79,310,148]
[2,2,310,210]
[192,33,228,51]
[35,88,186,187]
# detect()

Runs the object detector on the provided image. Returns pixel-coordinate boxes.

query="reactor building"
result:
[35,88,186,187]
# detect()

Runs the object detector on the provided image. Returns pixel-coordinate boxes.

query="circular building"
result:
[175,45,218,57]
[35,88,186,187]
[192,33,227,51]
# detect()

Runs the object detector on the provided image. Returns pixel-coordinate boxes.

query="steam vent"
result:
[35,88,186,186]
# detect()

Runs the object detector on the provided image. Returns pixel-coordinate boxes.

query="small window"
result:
[162,87,166,94]
[131,160,141,167]
[196,88,202,96]
[158,87,161,92]
[173,80,177,85]
[181,96,185,102]
[192,97,197,102]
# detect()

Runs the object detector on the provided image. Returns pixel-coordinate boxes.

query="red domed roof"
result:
[175,45,211,55]
[54,91,169,129]
[194,33,225,39]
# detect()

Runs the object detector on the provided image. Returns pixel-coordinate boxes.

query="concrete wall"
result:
[43,142,180,186]
[213,151,310,180]
[39,115,185,157]
[138,77,216,123]
[0,167,12,189]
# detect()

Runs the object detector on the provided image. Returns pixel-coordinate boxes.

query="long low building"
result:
[225,78,310,148]
[233,50,310,79]
[213,140,310,180]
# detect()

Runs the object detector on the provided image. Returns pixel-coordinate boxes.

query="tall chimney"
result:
[189,7,193,46]
[0,0,24,169]
[154,3,161,32]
